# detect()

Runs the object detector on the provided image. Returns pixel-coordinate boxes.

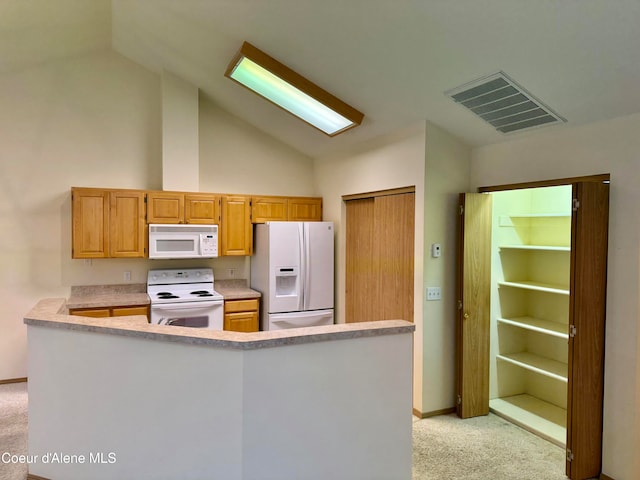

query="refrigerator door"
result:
[303,222,334,311]
[266,309,334,330]
[268,222,304,313]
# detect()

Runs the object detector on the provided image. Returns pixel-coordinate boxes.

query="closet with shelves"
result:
[489,185,572,447]
[456,177,609,480]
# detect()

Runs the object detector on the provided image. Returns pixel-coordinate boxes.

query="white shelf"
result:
[490,394,566,447]
[498,281,569,296]
[497,316,569,339]
[509,213,571,218]
[499,245,570,252]
[497,352,568,382]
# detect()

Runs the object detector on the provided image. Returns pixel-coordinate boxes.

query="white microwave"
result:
[148,224,218,259]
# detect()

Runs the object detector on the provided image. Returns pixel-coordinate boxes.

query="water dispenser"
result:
[275,266,298,297]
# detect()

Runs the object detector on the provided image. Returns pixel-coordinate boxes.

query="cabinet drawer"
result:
[69,308,111,318]
[224,298,259,313]
[112,306,150,317]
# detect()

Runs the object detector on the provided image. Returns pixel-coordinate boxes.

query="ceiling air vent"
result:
[445,71,565,133]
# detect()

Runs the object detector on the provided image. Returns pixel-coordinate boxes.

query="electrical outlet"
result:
[228,268,236,278]
[426,287,441,301]
[431,243,442,258]
[124,271,132,282]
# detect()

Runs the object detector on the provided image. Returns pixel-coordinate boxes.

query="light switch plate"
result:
[426,287,441,301]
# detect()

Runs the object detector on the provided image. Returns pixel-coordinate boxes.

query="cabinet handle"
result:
[463,312,470,320]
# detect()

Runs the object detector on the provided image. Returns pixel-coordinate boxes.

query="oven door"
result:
[150,300,224,330]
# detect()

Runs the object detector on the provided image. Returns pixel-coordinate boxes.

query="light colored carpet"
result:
[1,383,573,480]
[413,413,567,480]
[0,383,28,480]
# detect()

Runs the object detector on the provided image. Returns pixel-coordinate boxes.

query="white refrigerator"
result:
[251,221,334,330]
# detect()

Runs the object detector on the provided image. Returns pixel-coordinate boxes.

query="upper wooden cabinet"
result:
[147,191,220,224]
[185,193,221,224]
[221,195,253,256]
[252,196,288,223]
[252,195,323,223]
[72,188,146,259]
[288,196,322,221]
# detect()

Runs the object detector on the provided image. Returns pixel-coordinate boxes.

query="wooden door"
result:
[221,195,253,255]
[566,181,609,479]
[109,190,146,257]
[345,198,377,323]
[455,193,492,418]
[71,188,109,258]
[147,192,184,224]
[345,190,414,323]
[185,193,220,224]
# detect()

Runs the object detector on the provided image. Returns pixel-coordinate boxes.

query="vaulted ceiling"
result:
[4,0,640,158]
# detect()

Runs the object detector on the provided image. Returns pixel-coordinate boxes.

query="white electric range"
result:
[147,268,224,330]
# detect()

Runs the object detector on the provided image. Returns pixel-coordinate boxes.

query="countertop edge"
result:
[24,299,415,350]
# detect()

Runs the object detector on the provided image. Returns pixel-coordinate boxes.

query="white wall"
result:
[0,50,316,381]
[470,113,640,480]
[314,122,471,415]
[0,50,161,380]
[161,70,199,191]
[27,321,413,480]
[422,123,471,413]
[314,123,427,410]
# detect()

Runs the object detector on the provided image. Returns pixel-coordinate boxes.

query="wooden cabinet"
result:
[110,190,147,258]
[185,193,220,224]
[146,191,184,224]
[72,188,146,258]
[252,195,323,223]
[224,298,259,332]
[457,179,609,480]
[147,191,220,225]
[69,305,150,321]
[221,195,253,255]
[288,196,322,221]
[252,196,288,223]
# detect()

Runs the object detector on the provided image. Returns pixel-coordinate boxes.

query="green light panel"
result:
[230,57,354,135]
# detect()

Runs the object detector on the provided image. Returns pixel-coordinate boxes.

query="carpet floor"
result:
[1,383,572,480]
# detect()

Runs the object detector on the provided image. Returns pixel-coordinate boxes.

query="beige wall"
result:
[0,50,161,380]
[0,50,315,380]
[314,122,470,414]
[422,124,471,412]
[470,113,640,480]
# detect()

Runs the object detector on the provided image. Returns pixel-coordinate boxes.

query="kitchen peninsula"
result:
[24,299,414,480]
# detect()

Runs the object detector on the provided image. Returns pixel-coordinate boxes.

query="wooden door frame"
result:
[466,173,610,480]
[477,173,610,193]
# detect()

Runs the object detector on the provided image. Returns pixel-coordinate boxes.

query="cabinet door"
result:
[252,196,288,223]
[111,305,150,320]
[455,192,492,419]
[110,191,146,258]
[224,311,259,332]
[288,197,322,221]
[71,188,109,258]
[147,192,184,224]
[68,308,111,318]
[185,194,220,224]
[221,195,253,256]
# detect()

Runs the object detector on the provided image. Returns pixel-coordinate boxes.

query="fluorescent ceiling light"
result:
[225,42,364,136]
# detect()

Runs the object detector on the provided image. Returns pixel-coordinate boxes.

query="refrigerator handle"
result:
[298,222,305,311]
[304,223,311,310]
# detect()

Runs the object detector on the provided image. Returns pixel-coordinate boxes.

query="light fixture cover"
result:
[225,42,364,136]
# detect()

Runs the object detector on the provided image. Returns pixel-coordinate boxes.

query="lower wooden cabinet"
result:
[224,298,259,332]
[69,305,150,321]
